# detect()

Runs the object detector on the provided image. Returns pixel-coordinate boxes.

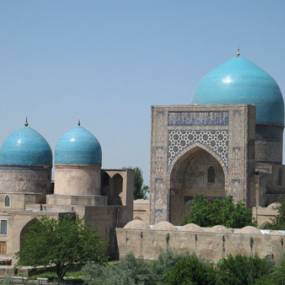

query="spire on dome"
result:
[24,117,29,127]
[236,48,240,57]
[77,120,81,126]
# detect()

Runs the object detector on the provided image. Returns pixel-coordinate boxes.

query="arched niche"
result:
[20,218,41,252]
[101,171,111,196]
[109,174,123,205]
[4,195,10,208]
[169,146,226,225]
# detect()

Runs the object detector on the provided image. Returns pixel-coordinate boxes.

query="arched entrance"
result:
[169,146,226,225]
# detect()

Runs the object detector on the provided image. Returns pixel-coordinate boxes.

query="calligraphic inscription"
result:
[168,111,229,126]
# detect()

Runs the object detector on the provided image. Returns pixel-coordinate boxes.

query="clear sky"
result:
[0,1,284,183]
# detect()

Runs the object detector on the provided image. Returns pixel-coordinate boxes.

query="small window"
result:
[4,196,10,208]
[0,220,7,235]
[0,241,6,254]
[207,167,215,183]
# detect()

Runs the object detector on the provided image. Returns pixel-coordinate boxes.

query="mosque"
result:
[0,50,285,265]
[149,50,285,225]
[0,122,134,264]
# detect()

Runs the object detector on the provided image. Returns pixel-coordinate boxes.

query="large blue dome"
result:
[192,55,284,126]
[55,125,102,165]
[0,126,52,166]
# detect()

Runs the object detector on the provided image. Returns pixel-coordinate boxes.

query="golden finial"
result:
[236,48,240,57]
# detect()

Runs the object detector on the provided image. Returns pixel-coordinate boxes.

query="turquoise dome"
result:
[0,126,52,166]
[55,125,102,165]
[192,56,284,126]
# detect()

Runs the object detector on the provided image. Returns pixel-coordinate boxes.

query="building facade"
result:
[0,122,134,264]
[150,53,285,225]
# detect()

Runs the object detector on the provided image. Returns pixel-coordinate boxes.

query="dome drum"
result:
[54,164,101,196]
[0,166,52,195]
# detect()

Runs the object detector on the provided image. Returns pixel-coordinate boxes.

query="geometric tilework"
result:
[168,129,229,168]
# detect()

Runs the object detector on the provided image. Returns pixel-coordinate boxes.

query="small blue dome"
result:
[55,126,102,165]
[192,56,284,126]
[0,126,52,166]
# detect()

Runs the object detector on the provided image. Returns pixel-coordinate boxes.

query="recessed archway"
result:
[169,146,226,225]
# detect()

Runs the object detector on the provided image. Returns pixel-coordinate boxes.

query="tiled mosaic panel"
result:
[168,129,229,168]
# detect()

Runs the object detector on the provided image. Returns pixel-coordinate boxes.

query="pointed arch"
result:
[168,145,226,225]
[168,142,228,176]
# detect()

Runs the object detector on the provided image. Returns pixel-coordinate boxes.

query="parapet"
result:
[117,220,285,263]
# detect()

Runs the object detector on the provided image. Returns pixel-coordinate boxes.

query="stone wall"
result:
[117,220,285,263]
[252,203,280,226]
[133,199,150,223]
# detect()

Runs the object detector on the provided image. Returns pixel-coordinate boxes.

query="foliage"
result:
[164,255,216,285]
[216,255,273,285]
[132,167,149,199]
[1,277,13,285]
[184,196,253,228]
[263,200,285,230]
[18,216,106,281]
[82,254,157,285]
[254,257,285,285]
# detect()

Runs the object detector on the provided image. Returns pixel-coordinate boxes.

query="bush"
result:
[82,254,157,285]
[184,196,253,228]
[164,255,216,285]
[216,255,273,285]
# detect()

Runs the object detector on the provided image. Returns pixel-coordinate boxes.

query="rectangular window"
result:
[0,241,6,254]
[0,220,7,235]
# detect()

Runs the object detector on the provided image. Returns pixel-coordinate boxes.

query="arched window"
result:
[4,195,10,208]
[207,167,215,183]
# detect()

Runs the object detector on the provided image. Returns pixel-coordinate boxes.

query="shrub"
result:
[164,255,216,285]
[184,196,253,228]
[216,255,273,285]
[82,254,157,285]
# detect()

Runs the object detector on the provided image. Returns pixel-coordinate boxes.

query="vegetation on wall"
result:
[184,196,253,228]
[18,216,106,281]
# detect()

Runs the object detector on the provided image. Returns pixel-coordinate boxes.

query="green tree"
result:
[133,167,149,199]
[184,196,253,228]
[18,216,105,281]
[216,255,273,285]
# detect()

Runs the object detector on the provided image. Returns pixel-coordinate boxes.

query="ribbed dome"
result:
[0,126,52,166]
[55,125,102,165]
[192,55,284,126]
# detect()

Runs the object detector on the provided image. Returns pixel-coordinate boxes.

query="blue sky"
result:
[0,1,284,183]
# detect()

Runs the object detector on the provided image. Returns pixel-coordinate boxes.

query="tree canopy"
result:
[18,216,105,281]
[132,167,149,199]
[184,196,253,228]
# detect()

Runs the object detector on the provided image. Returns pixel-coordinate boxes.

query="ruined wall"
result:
[117,220,285,263]
[133,199,150,223]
